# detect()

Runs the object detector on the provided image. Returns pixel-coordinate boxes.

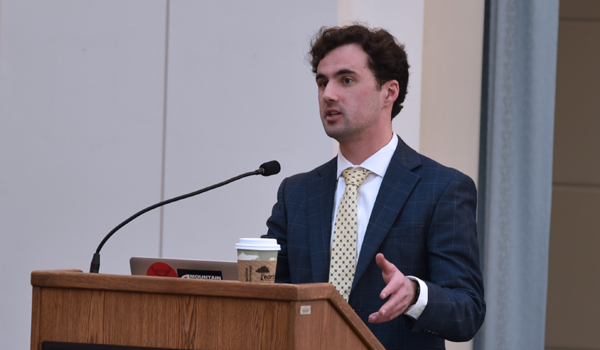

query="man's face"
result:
[315,44,388,144]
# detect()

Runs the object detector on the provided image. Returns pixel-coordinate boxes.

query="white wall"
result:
[0,1,338,348]
[1,1,168,347]
[159,1,337,262]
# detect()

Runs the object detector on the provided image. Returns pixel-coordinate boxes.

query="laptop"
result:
[130,257,238,281]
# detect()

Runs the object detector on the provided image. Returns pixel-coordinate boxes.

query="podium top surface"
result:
[31,269,338,302]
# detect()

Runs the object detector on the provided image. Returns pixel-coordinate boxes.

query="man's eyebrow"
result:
[315,69,357,82]
[334,69,356,77]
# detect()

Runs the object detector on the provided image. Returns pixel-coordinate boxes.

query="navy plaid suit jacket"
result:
[264,136,485,350]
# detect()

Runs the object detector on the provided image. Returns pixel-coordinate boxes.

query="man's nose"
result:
[321,83,338,102]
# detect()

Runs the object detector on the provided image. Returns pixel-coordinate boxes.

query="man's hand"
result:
[368,253,418,324]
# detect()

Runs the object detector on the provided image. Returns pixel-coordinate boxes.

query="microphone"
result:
[89,160,281,273]
[258,160,280,176]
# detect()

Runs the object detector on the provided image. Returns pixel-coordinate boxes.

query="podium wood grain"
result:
[31,270,384,350]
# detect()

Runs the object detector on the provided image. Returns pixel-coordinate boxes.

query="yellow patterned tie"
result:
[329,167,371,301]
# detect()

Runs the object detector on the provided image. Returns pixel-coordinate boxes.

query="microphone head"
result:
[259,161,281,176]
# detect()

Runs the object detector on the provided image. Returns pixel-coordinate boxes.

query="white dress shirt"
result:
[331,134,428,319]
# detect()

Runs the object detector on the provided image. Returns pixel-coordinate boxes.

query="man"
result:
[263,25,485,349]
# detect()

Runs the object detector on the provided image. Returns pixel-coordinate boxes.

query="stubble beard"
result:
[321,103,381,144]
[321,111,354,143]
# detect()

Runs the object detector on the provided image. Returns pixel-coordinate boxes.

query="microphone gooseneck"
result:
[89,160,281,273]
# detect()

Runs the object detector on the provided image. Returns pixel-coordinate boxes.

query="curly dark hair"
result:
[309,25,409,119]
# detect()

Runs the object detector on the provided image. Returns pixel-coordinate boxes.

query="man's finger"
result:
[369,289,411,324]
[379,273,402,299]
[368,307,403,324]
[375,253,397,275]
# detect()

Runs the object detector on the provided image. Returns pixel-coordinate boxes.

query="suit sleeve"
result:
[261,177,292,283]
[407,172,486,341]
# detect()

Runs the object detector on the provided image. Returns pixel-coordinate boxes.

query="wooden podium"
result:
[31,270,384,350]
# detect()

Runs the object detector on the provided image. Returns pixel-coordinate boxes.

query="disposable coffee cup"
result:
[235,238,280,283]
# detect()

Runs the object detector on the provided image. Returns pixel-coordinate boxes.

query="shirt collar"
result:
[336,134,398,179]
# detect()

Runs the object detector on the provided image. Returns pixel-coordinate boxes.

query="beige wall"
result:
[420,1,485,350]
[420,0,484,184]
[546,1,600,349]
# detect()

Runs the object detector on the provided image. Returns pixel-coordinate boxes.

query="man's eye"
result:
[343,77,353,84]
[318,81,328,88]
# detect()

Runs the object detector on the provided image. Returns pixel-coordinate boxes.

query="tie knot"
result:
[342,167,370,187]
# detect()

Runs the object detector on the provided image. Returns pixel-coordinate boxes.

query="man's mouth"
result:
[325,108,342,119]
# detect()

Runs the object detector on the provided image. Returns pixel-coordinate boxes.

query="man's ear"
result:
[381,80,400,107]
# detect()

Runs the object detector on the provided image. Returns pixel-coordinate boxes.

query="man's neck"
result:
[339,131,394,165]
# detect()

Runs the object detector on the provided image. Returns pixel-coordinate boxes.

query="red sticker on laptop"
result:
[147,262,178,277]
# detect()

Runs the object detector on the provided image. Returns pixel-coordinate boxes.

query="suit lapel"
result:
[353,137,422,289]
[306,158,337,282]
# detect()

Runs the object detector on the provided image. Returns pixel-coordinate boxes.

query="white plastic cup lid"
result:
[235,238,281,251]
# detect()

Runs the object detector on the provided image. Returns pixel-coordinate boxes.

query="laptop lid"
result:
[130,257,238,281]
